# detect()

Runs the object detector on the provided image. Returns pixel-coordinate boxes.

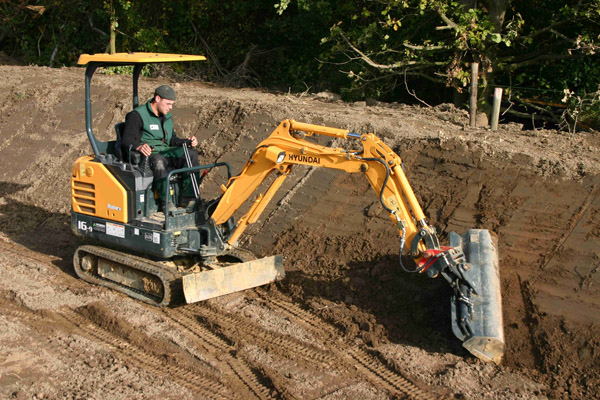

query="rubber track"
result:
[56,307,233,399]
[255,289,438,400]
[166,309,276,400]
[73,245,182,307]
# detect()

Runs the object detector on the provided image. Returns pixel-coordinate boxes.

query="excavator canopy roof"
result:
[79,52,206,157]
[78,52,206,65]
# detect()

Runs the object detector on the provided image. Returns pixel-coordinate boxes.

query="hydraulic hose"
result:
[357,156,394,215]
[358,156,421,274]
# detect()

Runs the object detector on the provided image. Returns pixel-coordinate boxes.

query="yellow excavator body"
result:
[71,155,128,223]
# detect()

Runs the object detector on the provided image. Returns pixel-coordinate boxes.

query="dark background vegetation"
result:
[2,0,600,130]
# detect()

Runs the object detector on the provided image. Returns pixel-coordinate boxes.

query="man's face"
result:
[155,96,174,115]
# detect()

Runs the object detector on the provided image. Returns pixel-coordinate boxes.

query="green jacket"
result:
[134,100,174,151]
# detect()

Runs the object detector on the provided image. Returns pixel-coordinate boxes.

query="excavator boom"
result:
[207,120,505,363]
[211,120,425,245]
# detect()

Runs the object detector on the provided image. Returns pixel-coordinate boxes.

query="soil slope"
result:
[0,64,599,400]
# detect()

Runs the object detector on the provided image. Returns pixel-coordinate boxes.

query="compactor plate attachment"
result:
[448,229,504,363]
[182,255,285,303]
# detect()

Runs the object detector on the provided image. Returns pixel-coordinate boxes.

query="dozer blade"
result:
[182,255,285,303]
[449,229,504,364]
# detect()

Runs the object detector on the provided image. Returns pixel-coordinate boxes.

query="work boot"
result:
[179,196,197,213]
[162,199,177,213]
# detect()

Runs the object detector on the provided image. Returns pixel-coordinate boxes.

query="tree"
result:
[3,0,599,128]
[277,0,600,117]
[0,1,116,65]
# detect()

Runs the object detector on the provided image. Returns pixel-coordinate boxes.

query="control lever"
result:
[141,145,154,173]
[182,142,200,199]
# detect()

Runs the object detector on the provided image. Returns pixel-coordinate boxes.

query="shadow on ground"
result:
[279,254,464,357]
[0,182,78,275]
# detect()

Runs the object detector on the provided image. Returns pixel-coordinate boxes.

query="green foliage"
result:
[560,86,600,132]
[2,0,600,118]
[99,64,152,76]
[1,1,102,65]
[293,0,600,109]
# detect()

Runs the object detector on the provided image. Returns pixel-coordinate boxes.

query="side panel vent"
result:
[72,181,96,215]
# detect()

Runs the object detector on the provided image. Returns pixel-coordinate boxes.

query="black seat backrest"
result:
[115,121,143,167]
[114,122,126,161]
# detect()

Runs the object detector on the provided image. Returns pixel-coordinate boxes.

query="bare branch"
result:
[402,42,447,51]
[404,70,431,107]
[341,68,445,86]
[340,31,408,69]
[436,10,460,31]
[225,44,262,87]
[506,52,585,70]
[504,108,559,125]
[87,14,107,37]
[518,20,572,42]
[189,21,227,79]
[514,97,560,121]
[339,31,442,70]
[549,28,573,43]
[405,70,445,84]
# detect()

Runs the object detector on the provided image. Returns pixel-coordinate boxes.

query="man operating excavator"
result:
[121,84,199,211]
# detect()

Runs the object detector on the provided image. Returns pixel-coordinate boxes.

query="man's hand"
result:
[136,143,153,157]
[190,136,198,147]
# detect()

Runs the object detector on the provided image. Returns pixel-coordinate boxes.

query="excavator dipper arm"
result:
[210,120,504,363]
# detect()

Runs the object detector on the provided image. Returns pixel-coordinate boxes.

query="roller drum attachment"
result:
[449,229,504,364]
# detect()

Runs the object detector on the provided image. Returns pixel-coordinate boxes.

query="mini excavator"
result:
[71,53,504,363]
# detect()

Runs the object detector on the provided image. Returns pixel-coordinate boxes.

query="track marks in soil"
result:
[165,308,277,400]
[186,302,335,369]
[265,137,599,398]
[0,232,437,399]
[165,295,440,399]
[253,288,438,400]
[537,184,598,272]
[54,305,232,399]
[194,100,272,164]
[428,149,600,397]
[515,274,545,370]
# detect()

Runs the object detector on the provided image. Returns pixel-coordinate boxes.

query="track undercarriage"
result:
[73,244,281,307]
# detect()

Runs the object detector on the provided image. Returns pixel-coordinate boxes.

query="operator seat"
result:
[115,121,144,166]
[114,122,185,211]
[114,122,125,162]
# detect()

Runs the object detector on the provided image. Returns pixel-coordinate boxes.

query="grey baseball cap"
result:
[154,85,176,100]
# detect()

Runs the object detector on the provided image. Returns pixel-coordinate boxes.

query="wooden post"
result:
[491,87,503,131]
[109,1,116,54]
[469,62,479,127]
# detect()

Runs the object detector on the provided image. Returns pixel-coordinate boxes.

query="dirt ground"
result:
[0,62,599,400]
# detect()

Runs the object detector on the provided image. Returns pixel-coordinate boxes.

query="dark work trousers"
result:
[149,146,200,202]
